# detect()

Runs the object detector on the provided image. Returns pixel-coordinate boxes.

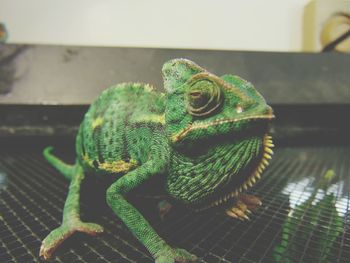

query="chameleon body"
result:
[40,59,274,262]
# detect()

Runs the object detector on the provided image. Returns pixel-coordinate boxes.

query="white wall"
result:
[0,0,309,51]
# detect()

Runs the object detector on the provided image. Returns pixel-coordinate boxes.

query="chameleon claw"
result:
[40,225,73,260]
[226,195,260,221]
[238,194,262,210]
[236,200,247,211]
[226,210,238,219]
[231,208,246,219]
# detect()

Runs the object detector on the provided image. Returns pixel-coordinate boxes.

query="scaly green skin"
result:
[40,59,274,262]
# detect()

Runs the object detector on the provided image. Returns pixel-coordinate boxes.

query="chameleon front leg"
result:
[40,165,104,259]
[106,160,197,263]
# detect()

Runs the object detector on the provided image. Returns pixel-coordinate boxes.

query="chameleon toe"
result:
[76,222,104,236]
[173,248,198,263]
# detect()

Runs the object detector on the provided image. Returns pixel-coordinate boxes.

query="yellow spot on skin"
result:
[92,117,103,129]
[99,159,138,173]
[135,114,165,124]
[82,153,93,167]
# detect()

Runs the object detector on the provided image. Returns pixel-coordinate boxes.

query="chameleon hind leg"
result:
[40,165,104,259]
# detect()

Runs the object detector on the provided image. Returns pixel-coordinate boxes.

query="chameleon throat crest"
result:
[197,133,274,211]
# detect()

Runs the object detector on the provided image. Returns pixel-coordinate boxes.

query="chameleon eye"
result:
[186,79,223,116]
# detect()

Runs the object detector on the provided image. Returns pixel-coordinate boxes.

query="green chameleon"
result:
[40,59,274,263]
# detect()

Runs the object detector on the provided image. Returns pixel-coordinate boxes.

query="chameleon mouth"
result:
[196,134,274,211]
[171,113,275,143]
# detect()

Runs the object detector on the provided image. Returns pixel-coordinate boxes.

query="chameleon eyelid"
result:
[186,78,223,117]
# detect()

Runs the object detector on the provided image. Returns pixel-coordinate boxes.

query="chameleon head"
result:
[162,58,275,209]
[162,58,274,146]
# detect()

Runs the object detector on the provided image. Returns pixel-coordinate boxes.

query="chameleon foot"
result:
[226,194,262,221]
[158,200,173,220]
[40,221,103,260]
[155,247,198,263]
[237,194,262,211]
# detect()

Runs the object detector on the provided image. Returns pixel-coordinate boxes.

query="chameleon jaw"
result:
[196,134,274,212]
[171,114,275,143]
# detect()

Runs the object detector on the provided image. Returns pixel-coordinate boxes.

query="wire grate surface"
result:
[1,146,350,263]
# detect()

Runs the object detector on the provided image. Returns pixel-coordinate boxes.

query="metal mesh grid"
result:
[1,146,350,263]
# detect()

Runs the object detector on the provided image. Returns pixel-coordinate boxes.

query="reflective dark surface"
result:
[1,145,349,263]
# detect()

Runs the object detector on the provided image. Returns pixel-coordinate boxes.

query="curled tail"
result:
[43,146,76,181]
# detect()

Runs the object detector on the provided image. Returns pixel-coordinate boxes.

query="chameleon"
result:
[39,58,274,263]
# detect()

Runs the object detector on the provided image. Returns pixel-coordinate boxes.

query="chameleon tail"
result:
[43,146,75,181]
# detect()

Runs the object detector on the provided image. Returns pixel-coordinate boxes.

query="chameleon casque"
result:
[39,59,274,262]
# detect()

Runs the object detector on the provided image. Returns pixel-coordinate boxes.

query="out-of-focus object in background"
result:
[321,13,350,52]
[303,0,350,53]
[0,22,8,44]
